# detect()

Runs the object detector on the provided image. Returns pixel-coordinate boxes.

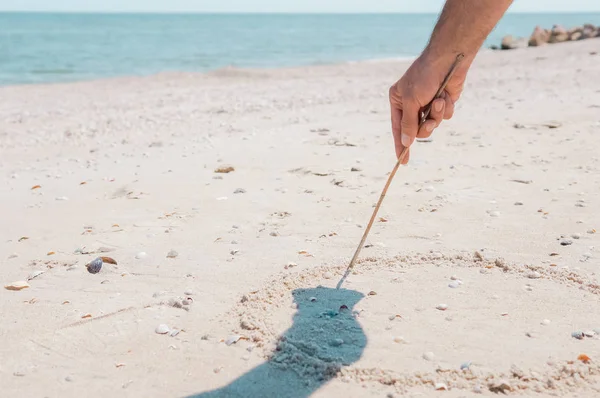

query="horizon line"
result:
[1,10,600,14]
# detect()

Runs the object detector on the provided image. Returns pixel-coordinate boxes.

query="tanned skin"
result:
[389,0,514,163]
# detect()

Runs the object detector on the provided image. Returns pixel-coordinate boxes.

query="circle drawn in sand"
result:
[226,253,600,395]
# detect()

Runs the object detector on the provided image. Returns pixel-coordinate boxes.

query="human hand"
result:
[389,53,468,163]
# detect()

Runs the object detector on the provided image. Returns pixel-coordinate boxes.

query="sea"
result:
[1,12,599,86]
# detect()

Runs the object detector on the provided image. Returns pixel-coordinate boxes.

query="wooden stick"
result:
[336,53,464,290]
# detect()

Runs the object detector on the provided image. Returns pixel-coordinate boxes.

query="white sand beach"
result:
[1,39,600,397]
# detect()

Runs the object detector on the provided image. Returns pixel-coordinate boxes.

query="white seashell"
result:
[225,335,242,346]
[169,329,180,337]
[4,281,30,291]
[135,252,147,259]
[528,271,541,279]
[184,289,193,295]
[155,324,170,334]
[541,319,551,326]
[27,270,45,281]
[423,352,435,361]
[583,330,596,337]
[435,382,448,391]
[436,304,448,311]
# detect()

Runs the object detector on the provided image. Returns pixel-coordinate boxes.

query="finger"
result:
[443,92,455,120]
[391,106,403,159]
[416,119,437,139]
[428,98,445,127]
[400,101,419,149]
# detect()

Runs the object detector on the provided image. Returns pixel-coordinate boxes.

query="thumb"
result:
[400,101,420,148]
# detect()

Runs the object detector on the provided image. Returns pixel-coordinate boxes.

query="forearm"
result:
[423,0,513,67]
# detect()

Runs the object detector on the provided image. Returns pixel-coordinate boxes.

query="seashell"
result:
[577,354,591,363]
[86,257,103,274]
[169,329,180,337]
[368,291,377,296]
[31,185,41,190]
[541,319,551,326]
[560,239,573,246]
[393,336,406,344]
[166,250,178,259]
[583,330,596,337]
[155,324,170,334]
[27,270,45,281]
[434,383,448,391]
[448,281,461,288]
[225,335,241,346]
[135,252,147,259]
[81,313,92,319]
[100,256,117,265]
[528,271,541,279]
[47,251,55,256]
[460,361,472,370]
[184,289,193,296]
[323,272,333,279]
[436,304,448,311]
[572,331,585,340]
[423,352,435,361]
[214,166,235,174]
[4,281,30,291]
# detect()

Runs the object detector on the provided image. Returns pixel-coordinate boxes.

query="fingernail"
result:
[426,122,435,133]
[434,101,443,112]
[401,133,411,147]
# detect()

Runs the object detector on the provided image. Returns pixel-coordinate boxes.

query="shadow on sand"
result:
[187,287,366,398]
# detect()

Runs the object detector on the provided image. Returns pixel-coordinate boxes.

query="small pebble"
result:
[269,232,279,237]
[422,352,435,361]
[488,211,500,217]
[587,229,596,234]
[233,188,246,194]
[571,233,581,240]
[8,253,18,259]
[448,281,461,288]
[514,201,524,206]
[184,289,193,295]
[309,297,317,302]
[450,275,459,280]
[393,336,406,344]
[583,330,596,337]
[85,257,103,274]
[55,196,69,201]
[436,304,448,311]
[473,385,483,394]
[169,329,180,337]
[135,252,147,259]
[155,324,170,334]
[572,331,584,340]
[323,272,333,279]
[460,361,471,370]
[541,319,551,326]
[593,328,600,335]
[65,375,74,382]
[560,239,573,246]
[166,250,178,259]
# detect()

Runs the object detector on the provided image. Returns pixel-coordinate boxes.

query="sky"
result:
[2,0,600,13]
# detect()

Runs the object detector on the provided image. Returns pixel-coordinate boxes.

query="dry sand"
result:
[1,39,600,397]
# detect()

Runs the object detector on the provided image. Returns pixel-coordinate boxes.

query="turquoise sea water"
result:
[1,12,599,86]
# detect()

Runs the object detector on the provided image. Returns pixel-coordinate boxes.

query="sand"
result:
[1,39,600,397]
